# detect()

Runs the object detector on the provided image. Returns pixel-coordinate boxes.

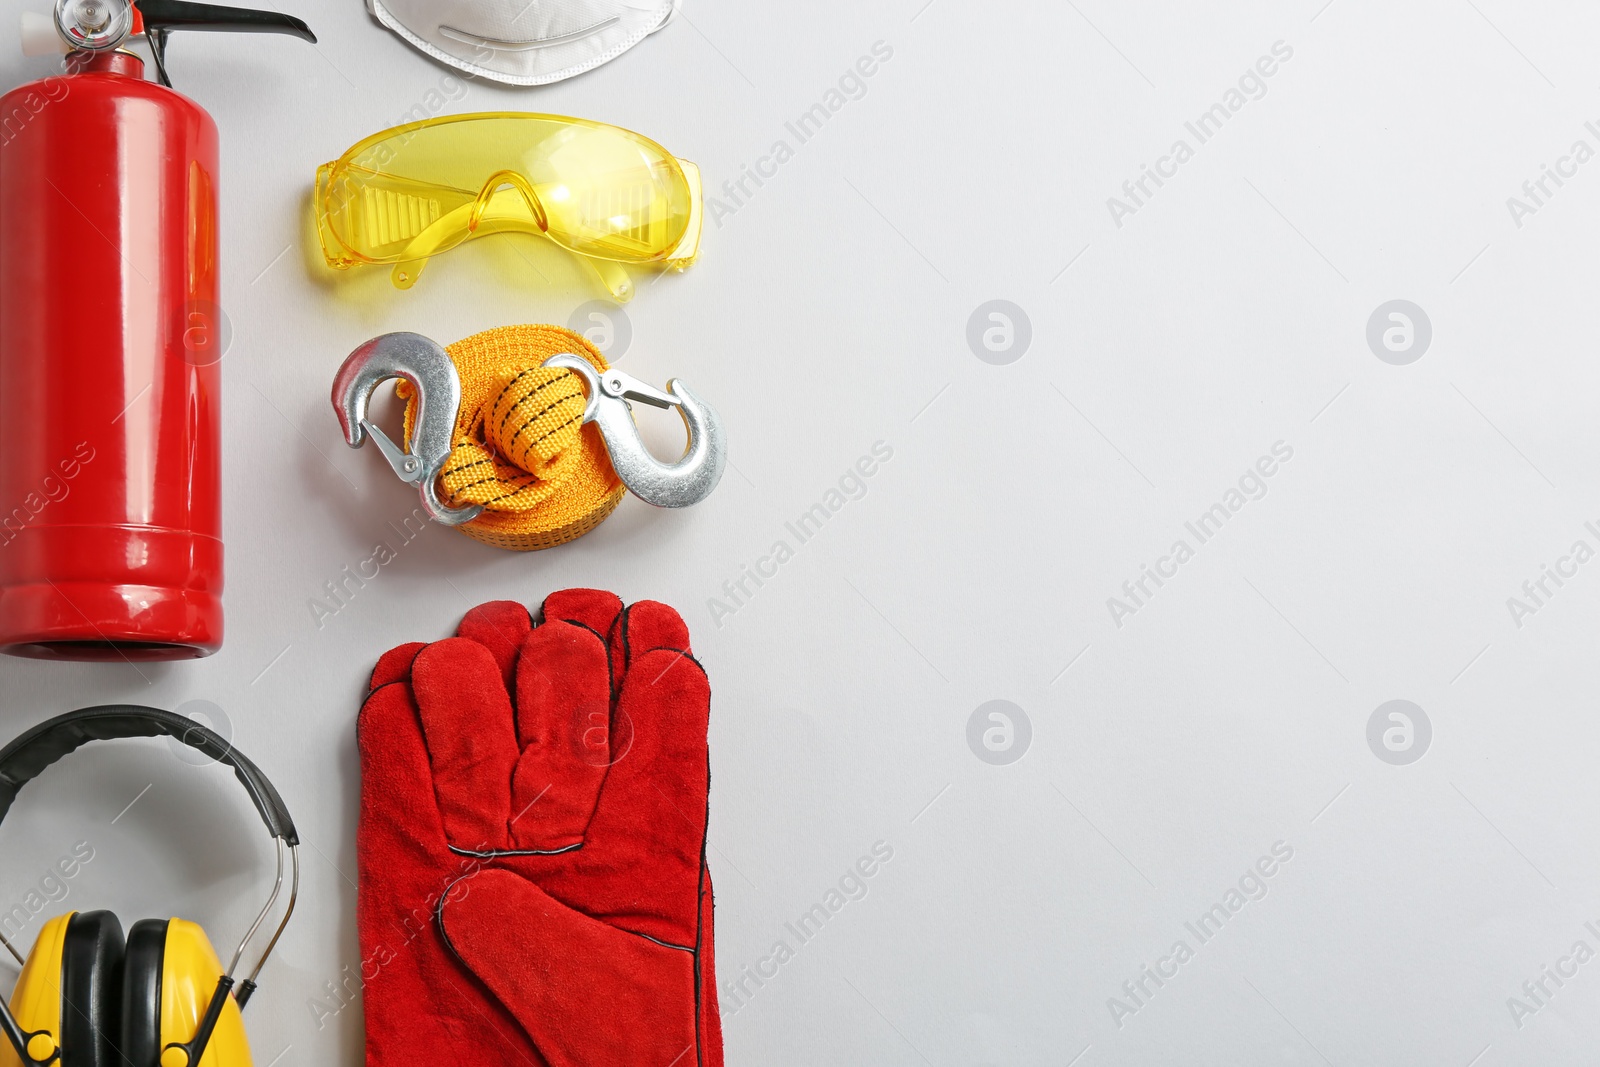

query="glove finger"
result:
[544,588,625,691]
[360,682,521,1063]
[598,646,710,852]
[540,646,710,947]
[358,680,450,950]
[613,600,693,671]
[455,600,534,688]
[370,642,426,690]
[542,588,625,645]
[412,638,519,852]
[508,620,611,852]
[440,870,698,1067]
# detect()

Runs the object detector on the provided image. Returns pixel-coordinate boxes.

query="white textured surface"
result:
[2,1,1600,1064]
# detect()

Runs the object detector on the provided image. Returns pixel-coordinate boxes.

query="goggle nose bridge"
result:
[470,170,548,234]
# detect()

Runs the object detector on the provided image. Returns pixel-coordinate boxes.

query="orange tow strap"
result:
[399,325,624,551]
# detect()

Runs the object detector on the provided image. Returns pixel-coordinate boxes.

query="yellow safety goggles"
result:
[315,113,702,303]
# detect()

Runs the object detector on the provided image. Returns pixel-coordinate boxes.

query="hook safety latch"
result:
[331,333,484,526]
[542,354,727,509]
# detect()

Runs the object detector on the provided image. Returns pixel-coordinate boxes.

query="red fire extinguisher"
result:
[0,0,313,660]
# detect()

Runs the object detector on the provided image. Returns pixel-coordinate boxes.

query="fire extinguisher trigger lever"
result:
[40,1,314,86]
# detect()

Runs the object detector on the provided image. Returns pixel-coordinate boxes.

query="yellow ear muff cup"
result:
[60,911,125,1067]
[0,915,70,1067]
[156,921,250,1067]
[120,920,168,1067]
[121,919,250,1067]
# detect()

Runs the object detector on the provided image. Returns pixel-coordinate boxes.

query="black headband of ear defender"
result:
[0,705,298,845]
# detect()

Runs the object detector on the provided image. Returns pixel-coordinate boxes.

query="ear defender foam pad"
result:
[120,919,168,1067]
[61,911,125,1067]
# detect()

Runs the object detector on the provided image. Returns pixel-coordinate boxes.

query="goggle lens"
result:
[318,115,695,269]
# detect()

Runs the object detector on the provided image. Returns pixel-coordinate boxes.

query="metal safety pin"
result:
[542,354,726,509]
[331,332,485,526]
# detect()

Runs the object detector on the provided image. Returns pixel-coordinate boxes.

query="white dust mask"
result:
[367,0,680,86]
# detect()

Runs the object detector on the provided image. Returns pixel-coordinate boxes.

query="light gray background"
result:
[2,1,1598,1064]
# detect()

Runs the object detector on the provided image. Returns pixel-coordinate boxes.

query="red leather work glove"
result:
[356,589,722,1067]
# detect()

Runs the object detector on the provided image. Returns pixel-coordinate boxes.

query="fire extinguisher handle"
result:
[136,0,316,42]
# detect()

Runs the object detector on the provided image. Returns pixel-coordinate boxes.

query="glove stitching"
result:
[436,871,699,954]
[637,931,695,954]
[617,604,635,670]
[693,767,713,1067]
[448,843,582,858]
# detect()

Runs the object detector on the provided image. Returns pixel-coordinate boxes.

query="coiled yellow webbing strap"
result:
[399,324,624,551]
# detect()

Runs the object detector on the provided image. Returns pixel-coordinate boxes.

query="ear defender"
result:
[125,920,251,1067]
[0,707,300,1067]
[0,914,250,1067]
[0,911,126,1067]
